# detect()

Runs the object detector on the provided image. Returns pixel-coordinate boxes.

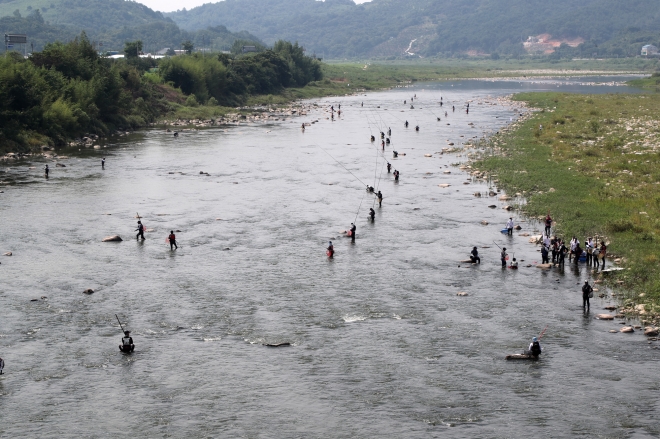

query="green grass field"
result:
[473,92,660,321]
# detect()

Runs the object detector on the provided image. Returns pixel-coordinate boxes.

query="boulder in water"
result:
[438,184,451,188]
[488,205,496,209]
[595,314,615,320]
[456,292,469,296]
[102,235,123,242]
[83,288,94,294]
[3,252,12,256]
[480,220,488,225]
[536,263,552,269]
[644,327,659,337]
[620,326,635,333]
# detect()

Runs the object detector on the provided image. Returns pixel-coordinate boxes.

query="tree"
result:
[182,40,194,54]
[124,40,143,58]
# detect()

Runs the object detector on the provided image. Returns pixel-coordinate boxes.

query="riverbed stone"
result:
[456,292,468,296]
[83,289,94,294]
[644,327,659,336]
[620,326,635,333]
[596,314,615,320]
[3,252,11,256]
[102,235,123,242]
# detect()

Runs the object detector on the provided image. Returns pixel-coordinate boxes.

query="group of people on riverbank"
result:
[539,234,607,268]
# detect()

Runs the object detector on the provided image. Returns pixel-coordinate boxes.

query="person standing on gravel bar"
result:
[168,230,178,250]
[136,221,145,240]
[599,241,607,268]
[582,280,593,311]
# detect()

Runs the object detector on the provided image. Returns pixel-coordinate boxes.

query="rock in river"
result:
[102,235,123,242]
[644,327,659,337]
[620,326,635,333]
[596,314,615,320]
[83,289,94,294]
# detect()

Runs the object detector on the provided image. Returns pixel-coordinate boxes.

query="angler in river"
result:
[366,185,375,193]
[369,208,375,221]
[120,331,135,353]
[327,241,334,258]
[582,280,593,311]
[44,164,49,178]
[377,191,383,207]
[394,170,400,181]
[415,125,420,132]
[101,158,105,169]
[350,223,356,242]
[500,247,508,267]
[168,230,178,250]
[470,246,480,264]
[136,221,145,240]
[404,121,409,128]
[370,135,375,142]
[527,337,542,358]
[387,162,391,173]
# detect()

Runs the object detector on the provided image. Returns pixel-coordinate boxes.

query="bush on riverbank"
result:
[473,92,660,319]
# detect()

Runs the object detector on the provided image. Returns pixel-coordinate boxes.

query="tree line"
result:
[0,33,322,152]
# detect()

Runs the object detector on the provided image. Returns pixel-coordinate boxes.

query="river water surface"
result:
[1,77,659,438]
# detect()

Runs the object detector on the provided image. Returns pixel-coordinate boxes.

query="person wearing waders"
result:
[168,230,178,250]
[415,125,420,132]
[327,241,334,258]
[377,191,383,207]
[102,158,105,169]
[544,213,552,236]
[528,337,542,358]
[500,248,508,267]
[394,170,399,181]
[381,140,385,150]
[506,217,514,236]
[452,105,455,112]
[388,128,391,136]
[136,221,145,240]
[369,208,375,221]
[387,162,391,173]
[44,164,49,178]
[120,331,134,352]
[541,244,549,264]
[582,280,593,311]
[404,121,409,128]
[470,247,480,264]
[350,223,356,243]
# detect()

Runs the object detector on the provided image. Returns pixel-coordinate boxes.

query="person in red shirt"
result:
[168,230,178,250]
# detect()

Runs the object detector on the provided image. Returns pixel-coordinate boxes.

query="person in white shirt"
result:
[506,217,514,236]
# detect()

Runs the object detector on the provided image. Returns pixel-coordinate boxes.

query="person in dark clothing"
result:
[369,208,375,221]
[377,191,383,207]
[415,125,420,132]
[393,151,398,158]
[381,140,385,150]
[350,223,356,242]
[452,105,455,112]
[541,245,549,264]
[388,128,391,136]
[371,135,375,142]
[551,239,558,263]
[573,243,583,264]
[366,185,374,193]
[599,241,607,268]
[386,138,390,144]
[527,337,542,357]
[558,241,567,265]
[136,221,145,240]
[380,132,385,139]
[582,280,593,310]
[500,247,508,267]
[470,247,480,264]
[44,164,49,178]
[102,158,105,169]
[387,162,391,173]
[394,170,399,181]
[168,230,178,250]
[327,241,334,258]
[404,121,409,128]
[544,214,552,236]
[120,331,134,352]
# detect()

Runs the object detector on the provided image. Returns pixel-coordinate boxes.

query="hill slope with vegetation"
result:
[168,0,660,58]
[0,0,263,52]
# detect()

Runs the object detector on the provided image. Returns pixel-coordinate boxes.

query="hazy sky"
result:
[139,0,372,13]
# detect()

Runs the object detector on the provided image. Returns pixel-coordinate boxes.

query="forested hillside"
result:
[0,0,263,52]
[168,0,660,58]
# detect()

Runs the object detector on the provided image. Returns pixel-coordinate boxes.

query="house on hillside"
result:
[242,45,257,53]
[641,45,658,56]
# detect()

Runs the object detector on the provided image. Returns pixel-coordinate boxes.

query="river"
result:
[1,76,658,438]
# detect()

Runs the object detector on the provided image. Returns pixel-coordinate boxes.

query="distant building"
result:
[242,45,257,53]
[641,45,658,56]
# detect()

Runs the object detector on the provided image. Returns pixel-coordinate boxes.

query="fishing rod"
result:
[115,314,125,333]
[538,325,548,340]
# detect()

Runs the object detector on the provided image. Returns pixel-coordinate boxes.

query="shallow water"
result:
[1,77,659,438]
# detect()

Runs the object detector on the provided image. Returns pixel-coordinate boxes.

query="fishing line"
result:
[317,145,368,188]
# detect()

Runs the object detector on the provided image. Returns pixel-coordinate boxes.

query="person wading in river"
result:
[582,280,593,311]
[168,230,178,250]
[544,213,552,236]
[369,208,375,221]
[120,331,134,352]
[327,241,334,258]
[350,223,356,243]
[136,221,145,240]
[470,247,480,264]
[387,162,391,173]
[500,247,508,267]
[506,217,514,236]
[527,337,542,358]
[377,191,383,207]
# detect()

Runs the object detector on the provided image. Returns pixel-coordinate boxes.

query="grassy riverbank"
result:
[472,92,660,322]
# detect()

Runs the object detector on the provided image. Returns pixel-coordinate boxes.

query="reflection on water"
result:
[0,77,658,438]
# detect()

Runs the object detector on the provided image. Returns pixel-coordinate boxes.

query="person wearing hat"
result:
[528,337,542,357]
[500,247,508,267]
[582,280,593,311]
[350,223,356,242]
[327,241,334,258]
[135,220,145,240]
[120,331,134,352]
[470,246,480,264]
